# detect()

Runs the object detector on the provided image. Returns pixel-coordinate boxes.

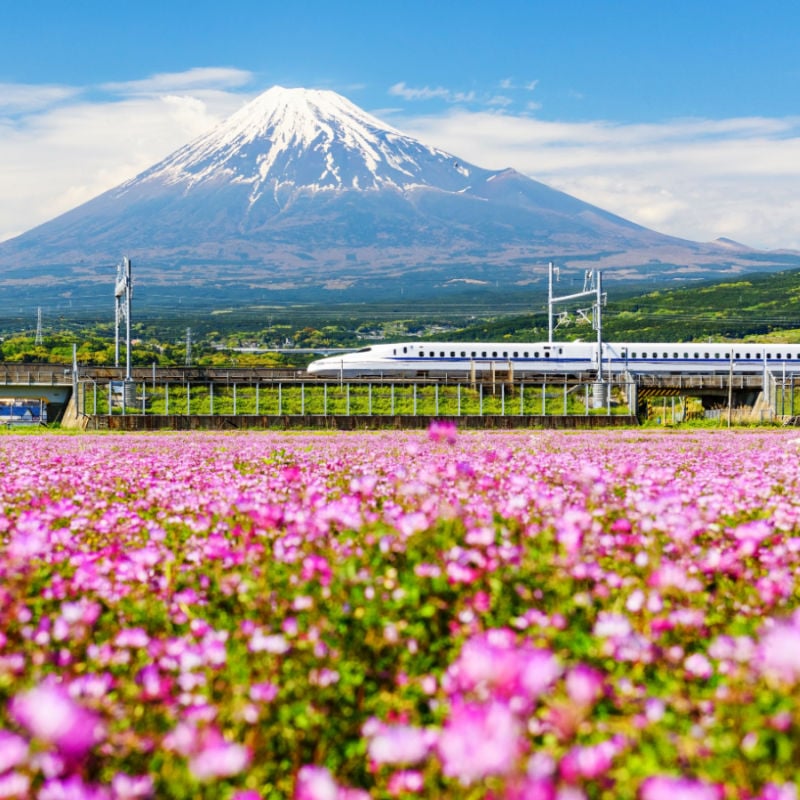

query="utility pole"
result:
[114,257,133,380]
[185,328,192,367]
[594,270,604,382]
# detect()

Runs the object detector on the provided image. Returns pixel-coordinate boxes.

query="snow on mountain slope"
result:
[127,86,477,203]
[0,85,786,307]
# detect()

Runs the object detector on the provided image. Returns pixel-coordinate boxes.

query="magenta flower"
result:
[437,700,522,785]
[758,783,798,800]
[428,420,457,444]
[9,681,103,758]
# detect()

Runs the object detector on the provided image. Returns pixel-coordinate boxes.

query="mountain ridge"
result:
[1,85,798,308]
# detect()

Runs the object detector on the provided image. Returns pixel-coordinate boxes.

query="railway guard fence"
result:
[70,374,639,430]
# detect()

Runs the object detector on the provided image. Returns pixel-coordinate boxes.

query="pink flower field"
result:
[0,427,799,799]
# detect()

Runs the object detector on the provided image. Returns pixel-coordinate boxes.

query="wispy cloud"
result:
[0,83,82,114]
[101,67,254,96]
[499,78,539,92]
[388,82,476,104]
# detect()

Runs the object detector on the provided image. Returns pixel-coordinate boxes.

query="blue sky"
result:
[2,0,799,249]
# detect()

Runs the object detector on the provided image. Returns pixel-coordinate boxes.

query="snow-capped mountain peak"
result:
[2,83,776,310]
[130,86,474,201]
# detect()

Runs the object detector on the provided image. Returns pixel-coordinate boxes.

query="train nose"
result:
[307,356,336,376]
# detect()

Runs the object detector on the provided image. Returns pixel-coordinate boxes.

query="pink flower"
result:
[684,653,714,680]
[295,765,338,800]
[363,721,432,765]
[640,776,723,800]
[0,770,30,799]
[37,775,111,800]
[0,730,28,773]
[565,665,604,708]
[387,770,425,795]
[560,738,622,782]
[188,738,250,781]
[758,783,798,800]
[249,681,279,703]
[447,630,560,708]
[428,420,457,444]
[111,773,154,799]
[9,681,103,758]
[756,620,800,683]
[438,700,521,785]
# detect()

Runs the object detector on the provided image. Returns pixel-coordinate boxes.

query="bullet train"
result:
[307,340,800,378]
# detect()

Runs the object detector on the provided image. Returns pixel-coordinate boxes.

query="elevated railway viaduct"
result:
[0,362,789,428]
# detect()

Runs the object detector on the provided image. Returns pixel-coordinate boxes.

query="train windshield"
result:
[356,347,372,353]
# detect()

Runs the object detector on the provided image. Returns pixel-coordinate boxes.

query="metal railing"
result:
[77,378,637,419]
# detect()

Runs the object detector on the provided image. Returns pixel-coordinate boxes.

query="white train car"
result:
[307,341,800,378]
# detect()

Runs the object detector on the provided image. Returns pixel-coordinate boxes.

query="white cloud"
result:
[396,110,800,250]
[0,70,253,242]
[0,83,81,113]
[101,67,253,96]
[388,82,475,104]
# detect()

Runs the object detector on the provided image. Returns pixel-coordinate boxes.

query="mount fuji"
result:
[0,86,796,308]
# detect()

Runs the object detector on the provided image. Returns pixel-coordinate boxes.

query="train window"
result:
[439,351,445,358]
[673,352,678,358]
[715,353,721,359]
[492,351,497,358]
[684,353,689,358]
[694,353,700,359]
[545,352,551,358]
[663,352,668,359]
[777,353,782,359]
[745,353,750,359]
[523,351,529,358]
[503,351,508,358]
[631,352,637,358]
[450,352,455,358]
[513,351,518,358]
[461,351,466,358]
[403,347,407,354]
[735,353,741,359]
[642,352,647,359]
[704,353,709,359]
[534,351,539,358]
[481,351,487,358]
